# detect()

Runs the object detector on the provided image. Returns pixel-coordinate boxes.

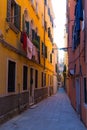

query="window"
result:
[23,66,28,90]
[42,42,47,57]
[84,77,87,104]
[8,60,16,92]
[31,0,34,5]
[45,21,47,31]
[35,70,38,88]
[32,29,35,40]
[45,46,47,58]
[50,53,52,63]
[48,27,51,38]
[42,72,46,87]
[25,21,30,36]
[42,42,45,56]
[42,72,44,87]
[7,0,21,31]
[48,8,50,16]
[50,76,53,85]
[44,0,47,5]
[44,73,46,86]
[55,64,57,73]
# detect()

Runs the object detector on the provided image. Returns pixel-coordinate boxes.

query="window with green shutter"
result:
[14,3,21,30]
[7,0,21,32]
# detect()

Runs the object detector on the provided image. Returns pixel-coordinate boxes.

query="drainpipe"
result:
[44,0,46,70]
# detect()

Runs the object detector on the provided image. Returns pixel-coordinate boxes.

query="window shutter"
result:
[32,29,35,40]
[50,53,52,63]
[23,66,28,90]
[37,36,40,44]
[48,27,51,38]
[42,42,45,56]
[25,21,30,36]
[35,32,37,40]
[45,46,47,58]
[14,3,21,30]
[7,0,11,22]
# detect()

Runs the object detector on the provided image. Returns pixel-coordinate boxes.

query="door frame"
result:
[29,67,35,105]
[75,78,80,114]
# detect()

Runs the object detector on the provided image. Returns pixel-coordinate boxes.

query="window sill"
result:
[8,23,20,34]
[35,12,40,19]
[31,3,35,11]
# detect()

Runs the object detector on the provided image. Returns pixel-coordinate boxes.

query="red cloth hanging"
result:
[20,32,27,51]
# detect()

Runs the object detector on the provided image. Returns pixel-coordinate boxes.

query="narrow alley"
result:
[0,88,86,130]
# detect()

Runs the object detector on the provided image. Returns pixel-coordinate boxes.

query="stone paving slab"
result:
[0,88,86,130]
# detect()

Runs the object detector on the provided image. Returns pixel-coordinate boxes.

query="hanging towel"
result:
[27,37,33,59]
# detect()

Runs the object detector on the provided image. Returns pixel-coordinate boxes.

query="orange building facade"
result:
[67,0,87,127]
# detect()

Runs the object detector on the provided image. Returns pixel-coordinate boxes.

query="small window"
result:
[50,53,52,63]
[42,72,46,87]
[84,77,87,104]
[55,64,57,73]
[44,0,47,5]
[45,46,47,58]
[23,66,28,90]
[45,21,47,31]
[8,60,16,92]
[42,42,45,56]
[44,73,46,86]
[42,72,44,87]
[48,27,51,38]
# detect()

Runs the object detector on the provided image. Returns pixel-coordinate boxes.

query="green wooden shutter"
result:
[37,36,40,44]
[7,0,11,22]
[14,3,21,30]
[25,21,30,36]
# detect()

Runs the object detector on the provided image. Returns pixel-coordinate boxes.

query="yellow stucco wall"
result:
[0,0,54,95]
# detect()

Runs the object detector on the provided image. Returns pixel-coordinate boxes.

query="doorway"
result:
[29,68,34,105]
[76,78,80,114]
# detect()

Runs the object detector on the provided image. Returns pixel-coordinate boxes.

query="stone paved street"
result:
[0,88,86,130]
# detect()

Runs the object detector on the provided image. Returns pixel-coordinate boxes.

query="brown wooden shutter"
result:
[50,53,52,63]
[7,0,11,22]
[45,46,47,58]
